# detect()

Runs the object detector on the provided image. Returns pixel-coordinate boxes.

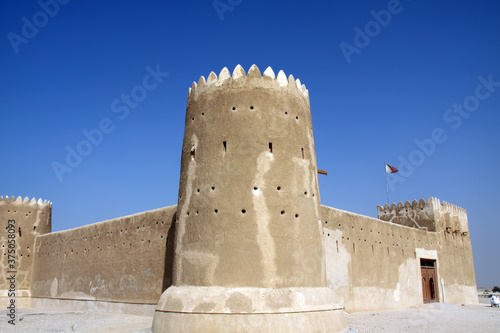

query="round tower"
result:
[153,65,344,332]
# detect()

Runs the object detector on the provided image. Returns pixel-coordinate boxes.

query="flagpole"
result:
[385,161,390,205]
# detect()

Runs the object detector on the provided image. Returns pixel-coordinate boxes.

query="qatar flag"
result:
[385,163,399,173]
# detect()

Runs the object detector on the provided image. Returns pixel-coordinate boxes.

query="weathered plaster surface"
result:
[154,65,344,332]
[322,204,477,312]
[0,196,51,308]
[172,65,325,289]
[30,205,177,305]
[0,196,51,291]
[377,197,469,234]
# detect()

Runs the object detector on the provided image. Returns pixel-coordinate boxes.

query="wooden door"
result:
[421,267,430,303]
[421,259,437,303]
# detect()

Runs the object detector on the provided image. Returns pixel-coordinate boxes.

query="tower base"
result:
[152,286,345,333]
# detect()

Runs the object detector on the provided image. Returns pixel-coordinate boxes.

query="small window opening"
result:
[223,141,227,153]
[250,106,254,110]
[301,148,304,159]
[269,142,273,153]
[190,149,195,160]
[241,209,246,214]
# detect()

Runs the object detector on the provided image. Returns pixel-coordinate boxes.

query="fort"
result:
[0,65,477,332]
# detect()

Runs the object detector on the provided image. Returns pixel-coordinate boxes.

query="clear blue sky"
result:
[1,1,499,286]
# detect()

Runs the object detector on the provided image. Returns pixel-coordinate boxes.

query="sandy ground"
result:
[0,297,498,333]
[0,308,154,333]
[346,302,500,333]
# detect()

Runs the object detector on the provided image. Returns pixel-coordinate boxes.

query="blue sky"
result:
[1,1,499,286]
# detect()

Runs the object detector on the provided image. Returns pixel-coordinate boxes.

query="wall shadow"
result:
[161,212,176,293]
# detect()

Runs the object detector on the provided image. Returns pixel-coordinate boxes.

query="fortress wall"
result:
[321,205,477,312]
[322,205,428,312]
[30,205,177,311]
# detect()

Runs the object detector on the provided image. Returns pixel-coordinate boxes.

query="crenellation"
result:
[207,71,217,84]
[232,63,246,79]
[219,67,231,81]
[263,66,275,79]
[377,197,437,231]
[188,65,309,103]
[277,69,287,86]
[247,64,261,78]
[377,197,471,235]
[1,195,52,208]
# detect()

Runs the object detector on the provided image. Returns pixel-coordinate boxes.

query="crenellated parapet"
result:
[187,64,309,103]
[377,197,469,234]
[0,195,52,291]
[377,198,436,231]
[1,195,52,208]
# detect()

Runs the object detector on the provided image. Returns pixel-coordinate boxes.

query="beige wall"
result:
[153,65,345,332]
[30,205,176,305]
[0,196,51,291]
[321,204,477,312]
[173,65,325,289]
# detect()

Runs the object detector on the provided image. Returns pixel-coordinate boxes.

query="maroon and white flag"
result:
[385,163,399,173]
